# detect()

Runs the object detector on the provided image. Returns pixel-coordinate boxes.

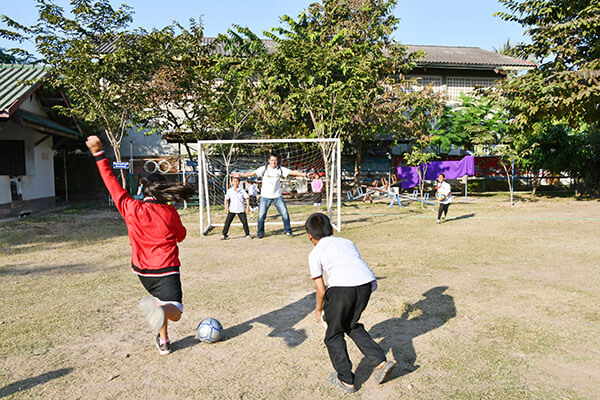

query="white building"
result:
[0,64,83,217]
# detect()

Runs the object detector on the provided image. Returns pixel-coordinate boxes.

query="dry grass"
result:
[1,194,599,399]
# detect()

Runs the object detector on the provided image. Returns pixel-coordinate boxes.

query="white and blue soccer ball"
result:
[197,318,223,343]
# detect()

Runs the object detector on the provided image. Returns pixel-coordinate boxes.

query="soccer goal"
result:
[197,138,341,235]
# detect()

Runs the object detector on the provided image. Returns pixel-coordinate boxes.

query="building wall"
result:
[0,121,55,206]
[19,92,49,116]
[117,127,180,158]
[0,176,10,204]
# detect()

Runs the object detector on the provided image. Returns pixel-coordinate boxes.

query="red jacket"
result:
[94,151,186,276]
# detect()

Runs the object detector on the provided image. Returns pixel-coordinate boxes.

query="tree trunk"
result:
[531,169,540,197]
[353,136,363,187]
[112,145,127,189]
[418,165,427,209]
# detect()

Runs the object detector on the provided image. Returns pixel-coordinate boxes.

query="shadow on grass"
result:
[173,293,316,351]
[445,213,476,222]
[0,368,73,398]
[354,286,456,388]
[0,263,94,277]
[0,212,127,254]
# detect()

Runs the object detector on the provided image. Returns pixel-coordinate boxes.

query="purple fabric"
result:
[397,156,475,189]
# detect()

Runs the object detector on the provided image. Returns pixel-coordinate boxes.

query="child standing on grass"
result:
[305,213,396,393]
[246,179,259,219]
[311,173,323,210]
[436,173,452,224]
[221,176,251,240]
[86,135,194,355]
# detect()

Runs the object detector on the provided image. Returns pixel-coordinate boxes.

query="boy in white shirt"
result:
[305,213,395,393]
[435,173,452,224]
[221,176,251,240]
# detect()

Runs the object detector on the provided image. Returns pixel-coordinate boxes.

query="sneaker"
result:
[257,234,264,239]
[139,296,165,333]
[246,235,252,240]
[156,334,171,355]
[220,235,227,240]
[436,219,441,224]
[285,232,293,237]
[374,360,396,384]
[328,372,356,393]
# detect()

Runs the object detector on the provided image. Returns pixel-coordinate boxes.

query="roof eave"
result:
[416,62,535,71]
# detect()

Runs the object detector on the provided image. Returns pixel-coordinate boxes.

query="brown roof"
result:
[406,44,535,69]
[99,36,534,70]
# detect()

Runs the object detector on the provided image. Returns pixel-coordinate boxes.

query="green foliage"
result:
[2,0,172,186]
[494,0,600,127]
[432,94,511,153]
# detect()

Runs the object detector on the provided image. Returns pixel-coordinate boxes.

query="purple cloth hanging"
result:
[397,156,475,189]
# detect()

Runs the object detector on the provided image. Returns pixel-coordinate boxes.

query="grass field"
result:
[1,194,599,399]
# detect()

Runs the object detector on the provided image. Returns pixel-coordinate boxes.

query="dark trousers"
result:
[222,212,250,236]
[323,282,386,385]
[438,203,450,220]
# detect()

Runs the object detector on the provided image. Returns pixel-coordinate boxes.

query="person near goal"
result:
[233,153,314,238]
[86,135,195,355]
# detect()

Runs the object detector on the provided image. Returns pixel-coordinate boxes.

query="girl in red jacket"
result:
[86,136,194,355]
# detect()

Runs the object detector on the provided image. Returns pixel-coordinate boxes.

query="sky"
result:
[0,0,528,58]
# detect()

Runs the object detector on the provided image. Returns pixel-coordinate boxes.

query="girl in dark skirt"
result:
[86,135,195,355]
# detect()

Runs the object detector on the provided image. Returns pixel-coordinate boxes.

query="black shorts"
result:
[138,273,183,305]
[313,192,322,203]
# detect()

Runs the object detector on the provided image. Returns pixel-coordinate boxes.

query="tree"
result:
[494,0,600,128]
[401,86,446,207]
[259,0,420,208]
[2,0,170,187]
[142,22,265,186]
[432,94,509,153]
[430,94,522,204]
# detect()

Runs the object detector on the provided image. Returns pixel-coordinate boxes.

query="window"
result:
[447,77,499,100]
[405,75,443,94]
[0,140,26,176]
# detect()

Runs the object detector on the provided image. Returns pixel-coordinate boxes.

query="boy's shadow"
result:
[172,293,315,351]
[354,286,456,387]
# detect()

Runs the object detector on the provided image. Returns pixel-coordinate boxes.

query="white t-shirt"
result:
[225,186,249,213]
[254,165,290,199]
[436,181,452,204]
[309,236,377,290]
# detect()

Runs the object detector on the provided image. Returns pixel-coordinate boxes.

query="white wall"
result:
[117,127,180,158]
[19,93,49,116]
[0,176,11,205]
[21,131,55,200]
[0,122,55,202]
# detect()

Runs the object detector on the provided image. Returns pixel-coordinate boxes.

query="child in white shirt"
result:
[221,176,251,240]
[305,213,395,393]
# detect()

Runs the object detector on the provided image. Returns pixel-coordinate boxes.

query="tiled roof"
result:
[406,44,535,69]
[0,64,49,117]
[99,36,533,70]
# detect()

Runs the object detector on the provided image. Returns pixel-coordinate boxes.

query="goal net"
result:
[197,139,341,235]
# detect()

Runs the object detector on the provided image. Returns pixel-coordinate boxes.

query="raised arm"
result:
[233,170,257,178]
[288,170,316,178]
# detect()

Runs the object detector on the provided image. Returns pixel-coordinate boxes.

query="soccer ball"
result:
[436,191,448,202]
[197,318,223,343]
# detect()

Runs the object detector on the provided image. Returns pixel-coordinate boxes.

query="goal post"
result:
[197,138,342,235]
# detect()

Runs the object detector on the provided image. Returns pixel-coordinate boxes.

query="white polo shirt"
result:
[436,181,452,204]
[225,187,249,213]
[254,165,291,199]
[309,236,377,290]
